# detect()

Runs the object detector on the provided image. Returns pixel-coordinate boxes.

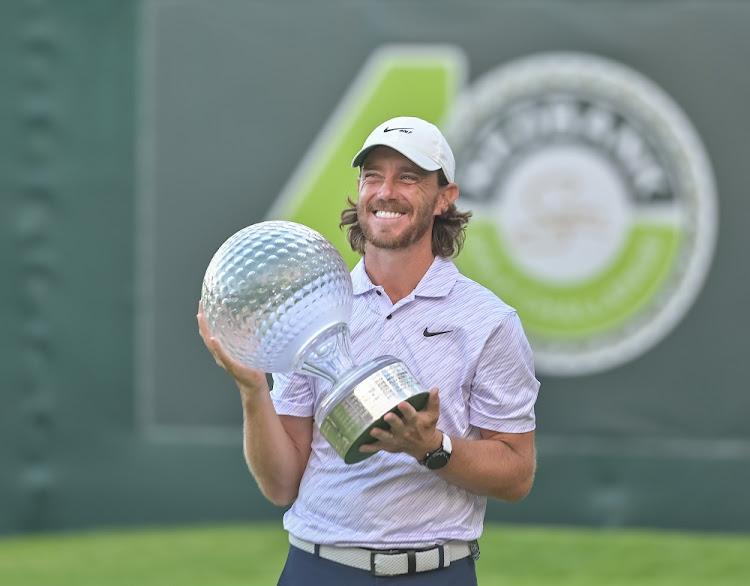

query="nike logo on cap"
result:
[384,127,413,133]
[423,327,453,337]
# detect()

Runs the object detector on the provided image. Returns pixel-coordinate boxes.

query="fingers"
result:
[196,309,229,369]
[395,401,418,423]
[368,426,394,441]
[197,303,270,393]
[385,387,439,423]
[361,387,442,457]
[426,387,440,414]
[359,425,393,454]
[209,340,226,367]
[382,412,405,437]
[210,335,234,366]
[196,306,212,342]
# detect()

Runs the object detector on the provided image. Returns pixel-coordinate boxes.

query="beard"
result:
[357,195,438,251]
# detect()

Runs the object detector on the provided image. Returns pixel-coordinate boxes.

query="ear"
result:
[435,183,459,215]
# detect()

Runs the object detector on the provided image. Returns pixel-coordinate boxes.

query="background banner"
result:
[1,0,748,535]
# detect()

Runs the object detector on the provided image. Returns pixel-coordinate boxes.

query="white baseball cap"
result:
[351,116,455,183]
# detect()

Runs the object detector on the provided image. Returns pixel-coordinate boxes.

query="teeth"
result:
[375,211,403,219]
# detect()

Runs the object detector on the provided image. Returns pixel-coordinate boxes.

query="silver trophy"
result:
[201,220,429,464]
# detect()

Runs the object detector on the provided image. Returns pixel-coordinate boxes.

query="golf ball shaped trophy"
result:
[201,220,429,464]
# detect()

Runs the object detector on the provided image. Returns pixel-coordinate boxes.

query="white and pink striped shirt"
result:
[271,256,539,549]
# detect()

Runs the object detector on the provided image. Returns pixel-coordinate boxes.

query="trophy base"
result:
[316,356,429,464]
[341,391,430,464]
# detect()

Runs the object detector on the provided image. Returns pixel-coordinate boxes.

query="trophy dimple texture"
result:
[201,221,353,372]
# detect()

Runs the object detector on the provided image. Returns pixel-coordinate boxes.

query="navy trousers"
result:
[277,545,478,585]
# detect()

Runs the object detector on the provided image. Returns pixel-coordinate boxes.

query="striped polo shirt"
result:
[270,256,540,549]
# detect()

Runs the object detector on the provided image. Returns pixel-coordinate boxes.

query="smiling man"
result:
[198,116,540,585]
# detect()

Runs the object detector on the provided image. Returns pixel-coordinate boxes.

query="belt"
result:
[289,534,479,577]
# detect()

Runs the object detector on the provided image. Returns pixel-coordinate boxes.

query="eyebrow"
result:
[361,162,429,176]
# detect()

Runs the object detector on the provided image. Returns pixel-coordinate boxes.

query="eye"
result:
[400,174,419,183]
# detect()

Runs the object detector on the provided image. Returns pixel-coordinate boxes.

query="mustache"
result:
[362,200,411,214]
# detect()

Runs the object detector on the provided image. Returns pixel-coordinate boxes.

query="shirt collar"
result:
[352,256,459,298]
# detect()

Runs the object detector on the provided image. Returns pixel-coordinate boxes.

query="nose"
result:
[377,175,396,198]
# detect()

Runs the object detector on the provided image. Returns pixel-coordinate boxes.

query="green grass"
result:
[0,523,748,585]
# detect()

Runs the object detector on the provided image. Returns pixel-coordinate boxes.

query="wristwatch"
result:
[419,432,452,470]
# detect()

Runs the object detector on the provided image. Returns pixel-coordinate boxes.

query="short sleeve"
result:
[270,371,316,417]
[469,311,540,433]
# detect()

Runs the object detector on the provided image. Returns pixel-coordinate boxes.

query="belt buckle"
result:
[370,548,416,577]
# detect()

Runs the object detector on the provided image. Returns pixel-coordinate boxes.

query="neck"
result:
[364,243,436,304]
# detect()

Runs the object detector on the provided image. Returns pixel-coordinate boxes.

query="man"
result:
[197,116,540,585]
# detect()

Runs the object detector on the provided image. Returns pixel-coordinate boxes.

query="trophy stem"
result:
[296,323,355,384]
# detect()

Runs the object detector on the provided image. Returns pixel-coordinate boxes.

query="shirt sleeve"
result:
[469,311,540,433]
[270,371,316,417]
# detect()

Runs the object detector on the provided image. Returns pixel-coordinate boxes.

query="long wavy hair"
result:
[339,171,473,258]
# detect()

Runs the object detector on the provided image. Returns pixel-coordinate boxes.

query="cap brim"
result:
[351,143,441,173]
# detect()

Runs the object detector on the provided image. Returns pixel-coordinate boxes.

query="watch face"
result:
[426,451,450,470]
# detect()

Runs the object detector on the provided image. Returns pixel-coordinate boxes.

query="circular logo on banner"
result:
[446,53,717,376]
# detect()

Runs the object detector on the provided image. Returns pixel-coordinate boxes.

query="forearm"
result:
[240,386,310,506]
[364,390,536,501]
[434,433,536,502]
[198,308,311,504]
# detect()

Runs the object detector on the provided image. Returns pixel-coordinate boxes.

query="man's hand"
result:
[197,302,268,397]
[360,387,443,461]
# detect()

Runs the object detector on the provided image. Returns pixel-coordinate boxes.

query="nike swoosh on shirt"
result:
[423,327,453,337]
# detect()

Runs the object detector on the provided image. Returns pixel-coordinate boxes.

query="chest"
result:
[347,294,475,394]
